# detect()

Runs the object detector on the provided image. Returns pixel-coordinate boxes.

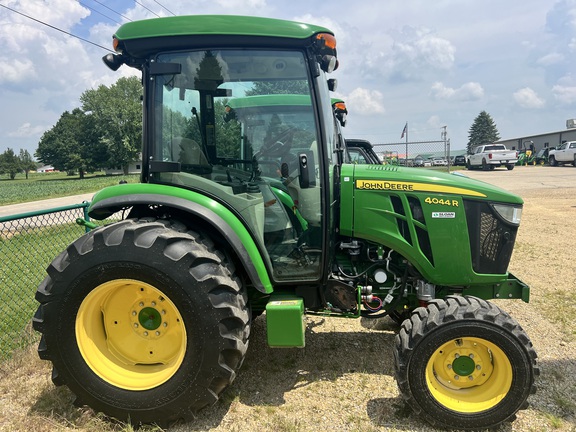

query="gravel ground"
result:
[1,165,574,432]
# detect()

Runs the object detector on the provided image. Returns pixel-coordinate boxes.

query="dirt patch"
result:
[1,165,575,432]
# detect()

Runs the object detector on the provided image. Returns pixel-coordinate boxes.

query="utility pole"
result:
[441,126,449,172]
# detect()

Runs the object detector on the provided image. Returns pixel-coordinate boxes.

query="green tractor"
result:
[33,15,538,430]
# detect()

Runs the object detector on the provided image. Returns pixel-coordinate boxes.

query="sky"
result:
[1,0,575,158]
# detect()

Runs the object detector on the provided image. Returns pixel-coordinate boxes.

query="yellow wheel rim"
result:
[76,279,187,390]
[426,337,512,413]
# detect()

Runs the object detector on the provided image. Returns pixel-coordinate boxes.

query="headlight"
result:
[492,204,522,225]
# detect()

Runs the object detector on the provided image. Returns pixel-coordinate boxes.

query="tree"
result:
[80,76,142,174]
[0,148,21,180]
[467,111,500,154]
[18,149,36,179]
[36,109,107,178]
[245,80,309,96]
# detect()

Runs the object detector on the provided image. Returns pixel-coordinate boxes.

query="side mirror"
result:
[102,53,124,71]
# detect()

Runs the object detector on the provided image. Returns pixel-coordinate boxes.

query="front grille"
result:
[464,200,518,274]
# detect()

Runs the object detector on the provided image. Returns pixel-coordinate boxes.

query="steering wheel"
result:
[260,140,292,158]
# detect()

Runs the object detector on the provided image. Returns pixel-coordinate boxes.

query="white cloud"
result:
[552,85,576,105]
[384,27,455,80]
[427,115,442,129]
[8,122,46,138]
[215,0,266,8]
[513,87,546,108]
[537,52,565,66]
[0,59,36,84]
[430,82,484,101]
[342,88,385,115]
[352,26,455,83]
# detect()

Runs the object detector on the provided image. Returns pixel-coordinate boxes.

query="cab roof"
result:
[115,15,332,42]
[112,15,335,61]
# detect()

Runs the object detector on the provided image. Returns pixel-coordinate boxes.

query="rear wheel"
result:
[33,218,250,425]
[394,296,538,430]
[482,159,489,171]
[506,164,514,170]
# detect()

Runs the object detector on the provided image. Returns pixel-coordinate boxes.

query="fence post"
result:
[82,201,92,232]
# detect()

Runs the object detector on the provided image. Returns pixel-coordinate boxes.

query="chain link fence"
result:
[0,204,120,361]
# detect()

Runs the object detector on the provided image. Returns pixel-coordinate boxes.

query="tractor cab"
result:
[99,16,342,283]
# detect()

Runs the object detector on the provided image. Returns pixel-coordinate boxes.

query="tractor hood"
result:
[339,164,524,284]
[344,164,524,205]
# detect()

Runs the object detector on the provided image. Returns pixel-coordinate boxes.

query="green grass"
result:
[0,171,139,206]
[0,222,88,360]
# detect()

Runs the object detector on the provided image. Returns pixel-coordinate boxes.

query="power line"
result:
[90,0,132,22]
[150,0,175,16]
[0,3,113,52]
[134,0,160,18]
[78,1,121,25]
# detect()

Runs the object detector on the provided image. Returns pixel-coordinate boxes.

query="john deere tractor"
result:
[33,15,537,430]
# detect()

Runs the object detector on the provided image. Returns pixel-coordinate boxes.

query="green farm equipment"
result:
[516,149,536,166]
[33,15,537,430]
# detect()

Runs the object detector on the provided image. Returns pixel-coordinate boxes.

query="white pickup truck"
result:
[467,144,518,171]
[548,141,576,166]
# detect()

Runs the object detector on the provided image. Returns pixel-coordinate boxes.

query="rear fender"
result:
[87,183,273,293]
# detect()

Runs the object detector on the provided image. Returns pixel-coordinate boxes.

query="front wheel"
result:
[549,156,557,166]
[394,296,538,430]
[33,218,250,425]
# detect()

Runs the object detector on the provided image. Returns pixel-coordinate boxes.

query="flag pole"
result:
[405,122,408,163]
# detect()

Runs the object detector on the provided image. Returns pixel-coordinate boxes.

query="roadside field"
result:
[0,165,574,432]
[0,172,139,206]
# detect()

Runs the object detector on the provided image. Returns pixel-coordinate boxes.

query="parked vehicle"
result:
[467,144,518,170]
[453,155,467,166]
[345,139,382,164]
[413,156,424,167]
[549,141,576,166]
[534,147,552,165]
[33,15,537,431]
[516,150,536,166]
[432,157,447,166]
